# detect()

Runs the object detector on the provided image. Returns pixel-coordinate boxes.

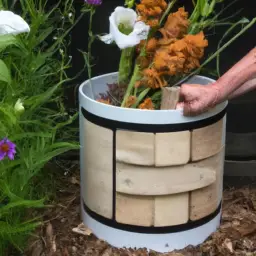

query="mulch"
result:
[25,166,256,256]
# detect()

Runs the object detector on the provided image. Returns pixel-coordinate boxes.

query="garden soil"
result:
[25,164,256,256]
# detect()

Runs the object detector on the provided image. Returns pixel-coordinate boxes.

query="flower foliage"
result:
[95,0,256,109]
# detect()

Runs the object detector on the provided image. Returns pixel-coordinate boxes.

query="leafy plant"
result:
[0,0,84,254]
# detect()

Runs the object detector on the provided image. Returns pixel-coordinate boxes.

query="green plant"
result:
[0,0,84,254]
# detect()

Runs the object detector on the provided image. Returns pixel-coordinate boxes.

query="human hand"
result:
[176,83,220,116]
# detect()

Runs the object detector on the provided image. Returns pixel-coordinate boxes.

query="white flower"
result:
[99,7,150,49]
[0,11,30,35]
[14,99,25,113]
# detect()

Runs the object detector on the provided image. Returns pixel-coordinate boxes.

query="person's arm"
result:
[213,48,256,104]
[176,48,256,116]
[228,77,256,99]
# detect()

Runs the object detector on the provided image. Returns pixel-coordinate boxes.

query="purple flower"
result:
[0,138,16,161]
[85,0,102,5]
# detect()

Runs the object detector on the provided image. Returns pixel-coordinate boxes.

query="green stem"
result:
[87,8,95,80]
[47,12,85,53]
[118,47,135,84]
[159,0,177,25]
[200,18,256,72]
[189,0,200,22]
[132,87,151,108]
[133,87,137,96]
[121,65,140,107]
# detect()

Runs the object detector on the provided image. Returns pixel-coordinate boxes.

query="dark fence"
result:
[68,0,256,175]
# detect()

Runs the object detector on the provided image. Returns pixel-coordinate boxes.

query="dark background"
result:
[70,0,255,83]
[69,0,256,164]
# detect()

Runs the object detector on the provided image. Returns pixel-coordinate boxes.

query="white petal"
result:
[101,6,150,49]
[131,21,150,41]
[99,34,114,44]
[112,6,137,28]
[109,7,141,49]
[0,11,30,35]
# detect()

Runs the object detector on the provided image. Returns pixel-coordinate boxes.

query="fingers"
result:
[183,102,194,116]
[179,84,200,101]
[178,84,199,116]
[176,102,184,110]
[178,83,213,116]
[183,101,206,116]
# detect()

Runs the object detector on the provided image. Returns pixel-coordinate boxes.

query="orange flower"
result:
[155,31,208,74]
[136,55,151,69]
[169,31,208,72]
[136,38,158,56]
[125,96,137,108]
[136,0,168,27]
[134,6,207,91]
[183,31,208,59]
[154,49,186,75]
[136,68,168,89]
[158,7,189,45]
[138,31,208,89]
[146,38,158,52]
[139,98,155,110]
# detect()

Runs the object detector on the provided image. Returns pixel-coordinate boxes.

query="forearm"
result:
[213,48,256,103]
[228,77,256,100]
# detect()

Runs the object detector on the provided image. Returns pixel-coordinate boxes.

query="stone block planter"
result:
[79,72,227,253]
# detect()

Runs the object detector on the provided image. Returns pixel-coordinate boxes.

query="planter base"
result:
[81,204,221,253]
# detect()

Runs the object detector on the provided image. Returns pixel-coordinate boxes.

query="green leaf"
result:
[0,160,23,172]
[0,35,18,52]
[0,60,11,84]
[0,106,16,125]
[0,199,44,218]
[11,132,52,141]
[0,221,41,236]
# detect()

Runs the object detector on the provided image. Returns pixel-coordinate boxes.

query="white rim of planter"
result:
[79,72,228,125]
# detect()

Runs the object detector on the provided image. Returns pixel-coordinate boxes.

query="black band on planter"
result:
[81,107,227,133]
[112,129,117,221]
[83,201,222,234]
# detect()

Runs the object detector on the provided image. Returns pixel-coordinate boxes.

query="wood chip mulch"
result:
[25,169,256,256]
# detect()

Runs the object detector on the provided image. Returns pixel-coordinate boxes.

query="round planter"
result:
[79,72,227,253]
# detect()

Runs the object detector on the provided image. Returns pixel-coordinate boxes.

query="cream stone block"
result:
[116,130,155,166]
[116,162,216,196]
[83,119,113,219]
[154,193,189,226]
[191,118,223,161]
[155,131,191,166]
[116,193,154,226]
[190,149,225,221]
